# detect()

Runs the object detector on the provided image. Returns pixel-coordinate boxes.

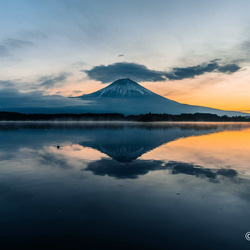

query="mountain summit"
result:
[85,78,155,98]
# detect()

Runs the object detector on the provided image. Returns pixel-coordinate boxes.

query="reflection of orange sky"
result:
[141,128,250,173]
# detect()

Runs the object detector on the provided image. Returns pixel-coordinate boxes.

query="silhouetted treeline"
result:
[0,111,250,122]
[127,113,250,122]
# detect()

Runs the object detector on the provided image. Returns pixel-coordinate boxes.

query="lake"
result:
[0,122,249,249]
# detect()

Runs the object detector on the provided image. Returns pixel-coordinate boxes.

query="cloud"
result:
[38,72,71,89]
[82,62,166,83]
[0,45,10,57]
[217,64,241,73]
[166,61,241,80]
[0,80,15,88]
[3,38,33,48]
[0,72,72,91]
[0,87,88,109]
[0,38,34,58]
[166,62,218,80]
[83,60,241,83]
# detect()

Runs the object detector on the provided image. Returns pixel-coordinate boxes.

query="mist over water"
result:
[0,122,249,249]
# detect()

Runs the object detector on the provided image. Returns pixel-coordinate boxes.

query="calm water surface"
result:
[0,122,250,249]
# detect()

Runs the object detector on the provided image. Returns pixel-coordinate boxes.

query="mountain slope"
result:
[77,78,247,116]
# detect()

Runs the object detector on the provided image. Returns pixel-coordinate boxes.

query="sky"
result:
[1,0,250,111]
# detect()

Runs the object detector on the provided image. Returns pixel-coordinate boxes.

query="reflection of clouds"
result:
[0,153,15,161]
[168,161,217,179]
[85,158,242,183]
[216,168,238,178]
[166,161,240,184]
[91,144,148,162]
[32,145,93,171]
[84,158,166,179]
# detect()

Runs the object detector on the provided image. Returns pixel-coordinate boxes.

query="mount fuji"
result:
[76,78,246,116]
[85,78,155,97]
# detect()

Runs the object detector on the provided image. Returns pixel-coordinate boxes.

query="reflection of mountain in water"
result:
[80,125,223,162]
[96,145,146,162]
[78,124,242,181]
[77,124,243,181]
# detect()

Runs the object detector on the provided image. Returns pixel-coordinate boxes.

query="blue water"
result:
[0,122,249,249]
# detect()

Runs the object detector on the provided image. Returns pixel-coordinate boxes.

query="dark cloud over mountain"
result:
[83,60,241,83]
[82,62,166,83]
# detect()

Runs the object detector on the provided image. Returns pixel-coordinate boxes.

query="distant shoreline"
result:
[0,111,250,122]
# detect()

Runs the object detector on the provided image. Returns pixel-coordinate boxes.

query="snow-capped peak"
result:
[85,78,156,97]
